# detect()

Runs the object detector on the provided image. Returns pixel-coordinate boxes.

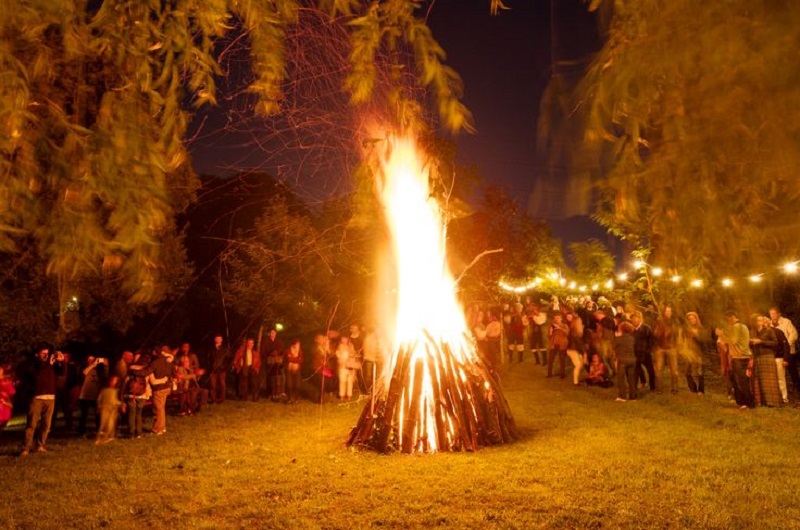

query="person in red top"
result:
[0,364,16,431]
[284,339,304,404]
[233,338,261,401]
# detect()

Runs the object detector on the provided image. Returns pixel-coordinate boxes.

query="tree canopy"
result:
[0,1,470,304]
[555,0,800,283]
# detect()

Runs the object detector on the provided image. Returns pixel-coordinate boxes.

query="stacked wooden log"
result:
[347,333,518,454]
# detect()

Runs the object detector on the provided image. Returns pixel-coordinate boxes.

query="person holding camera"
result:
[78,356,106,436]
[20,347,64,457]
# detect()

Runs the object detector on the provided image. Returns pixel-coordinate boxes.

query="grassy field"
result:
[2,363,800,530]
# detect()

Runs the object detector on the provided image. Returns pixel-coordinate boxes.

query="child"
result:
[96,376,122,444]
[586,354,613,388]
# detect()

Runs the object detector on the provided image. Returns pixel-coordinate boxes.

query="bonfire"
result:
[347,135,517,454]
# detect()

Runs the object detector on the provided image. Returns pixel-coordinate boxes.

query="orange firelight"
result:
[347,133,517,454]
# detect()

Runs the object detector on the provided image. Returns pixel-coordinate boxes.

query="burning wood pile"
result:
[346,134,517,454]
[346,333,517,453]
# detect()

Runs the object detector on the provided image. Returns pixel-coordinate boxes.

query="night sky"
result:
[189,0,608,246]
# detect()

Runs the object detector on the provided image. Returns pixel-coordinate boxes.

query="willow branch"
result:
[454,248,504,286]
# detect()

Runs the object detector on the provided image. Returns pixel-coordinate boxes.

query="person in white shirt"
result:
[769,306,798,401]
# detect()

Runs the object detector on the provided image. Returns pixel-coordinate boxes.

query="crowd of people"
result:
[0,324,392,457]
[469,295,799,408]
[2,294,798,457]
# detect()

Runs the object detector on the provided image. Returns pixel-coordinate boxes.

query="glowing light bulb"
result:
[618,273,628,281]
[784,262,799,274]
[690,279,703,288]
[632,260,645,270]
[652,267,663,277]
[721,278,733,288]
[748,274,763,283]
[670,275,681,283]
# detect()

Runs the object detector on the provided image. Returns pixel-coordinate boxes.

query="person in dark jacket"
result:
[207,335,230,404]
[144,346,174,435]
[614,322,637,401]
[632,311,656,392]
[20,347,65,457]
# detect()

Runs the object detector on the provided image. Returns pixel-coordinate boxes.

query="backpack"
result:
[125,366,149,398]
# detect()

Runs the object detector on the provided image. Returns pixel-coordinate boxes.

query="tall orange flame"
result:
[348,133,517,454]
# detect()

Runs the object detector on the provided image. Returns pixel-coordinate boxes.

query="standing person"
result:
[593,309,617,378]
[122,352,150,439]
[654,306,679,394]
[614,322,637,401]
[547,313,569,379]
[566,316,586,387]
[632,311,656,392]
[77,356,106,435]
[175,355,207,415]
[769,321,791,404]
[505,303,527,363]
[769,306,798,400]
[349,324,367,393]
[284,339,304,403]
[207,334,230,404]
[749,315,782,407]
[113,351,134,385]
[233,338,260,401]
[262,329,285,401]
[529,306,549,366]
[312,334,335,403]
[144,346,174,435]
[336,336,356,401]
[95,377,122,445]
[20,347,64,457]
[684,312,707,396]
[0,364,15,431]
[484,310,503,368]
[717,310,754,409]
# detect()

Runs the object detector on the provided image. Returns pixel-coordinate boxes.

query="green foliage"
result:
[0,0,471,339]
[225,194,346,334]
[550,1,800,289]
[449,185,565,302]
[344,0,473,132]
[569,239,615,286]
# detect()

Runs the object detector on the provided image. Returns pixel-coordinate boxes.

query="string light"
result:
[496,256,799,294]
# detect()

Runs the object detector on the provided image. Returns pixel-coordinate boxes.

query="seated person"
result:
[175,356,207,416]
[585,354,613,388]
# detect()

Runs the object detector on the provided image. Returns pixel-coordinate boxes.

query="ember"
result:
[347,135,517,454]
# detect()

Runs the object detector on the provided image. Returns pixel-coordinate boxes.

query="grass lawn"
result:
[2,364,799,529]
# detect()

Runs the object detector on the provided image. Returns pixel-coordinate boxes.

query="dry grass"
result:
[2,364,800,529]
